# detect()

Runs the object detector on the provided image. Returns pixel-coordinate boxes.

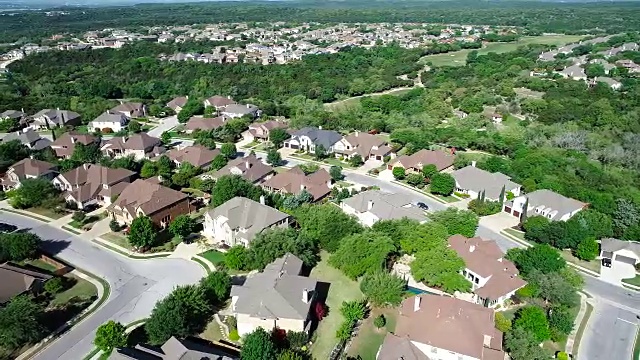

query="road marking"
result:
[617,317,637,325]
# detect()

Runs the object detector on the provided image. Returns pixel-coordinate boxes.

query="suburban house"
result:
[165,145,220,169]
[600,238,640,269]
[558,64,587,81]
[184,115,229,133]
[89,111,129,133]
[0,109,26,122]
[31,109,81,129]
[101,133,165,160]
[204,95,236,111]
[221,103,261,119]
[247,120,287,142]
[107,179,191,228]
[210,153,275,184]
[0,262,52,305]
[504,189,587,221]
[166,96,189,113]
[111,336,238,360]
[202,197,291,247]
[50,132,99,159]
[283,127,342,153]
[0,158,58,190]
[388,149,455,172]
[451,163,521,201]
[334,131,393,163]
[111,102,146,118]
[262,166,332,201]
[449,235,527,308]
[53,164,136,209]
[593,76,622,90]
[230,253,318,336]
[340,190,426,226]
[1,128,52,150]
[378,294,505,360]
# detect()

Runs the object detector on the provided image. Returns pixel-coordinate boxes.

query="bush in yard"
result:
[421,164,438,179]
[513,306,551,343]
[169,215,196,239]
[329,165,344,181]
[360,271,406,307]
[557,352,569,360]
[392,167,406,180]
[336,320,355,341]
[94,320,127,352]
[494,312,512,332]
[349,154,364,167]
[44,277,65,294]
[430,173,455,195]
[72,211,86,223]
[225,245,248,270]
[240,328,277,360]
[109,219,121,232]
[374,315,386,329]
[341,300,366,323]
[286,330,308,349]
[266,148,283,166]
[574,237,599,261]
[406,173,425,187]
[314,301,327,321]
[277,350,305,360]
[228,329,240,341]
[128,216,158,249]
[199,271,232,303]
[467,199,502,216]
[128,120,141,133]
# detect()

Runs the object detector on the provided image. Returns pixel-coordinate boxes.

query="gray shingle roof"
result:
[231,253,317,320]
[600,238,640,259]
[451,166,520,200]
[523,189,586,221]
[342,190,426,222]
[291,127,342,149]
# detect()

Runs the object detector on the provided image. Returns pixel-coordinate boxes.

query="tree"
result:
[505,327,553,360]
[128,120,142,133]
[225,245,248,270]
[0,232,41,262]
[430,173,455,195]
[171,162,201,187]
[498,185,506,205]
[374,315,386,328]
[513,306,551,343]
[410,248,471,294]
[295,204,363,252]
[8,178,59,209]
[109,219,121,232]
[520,197,529,224]
[210,154,228,171]
[177,98,204,123]
[549,307,574,336]
[571,209,613,239]
[429,208,479,238]
[360,271,406,307]
[585,63,605,78]
[527,270,579,307]
[406,173,425,187]
[94,320,127,352]
[199,271,231,303]
[522,216,551,243]
[349,154,364,167]
[329,165,344,181]
[169,215,196,239]
[329,231,395,279]
[71,142,102,164]
[314,144,327,160]
[266,149,282,166]
[246,228,318,270]
[392,166,406,180]
[0,295,45,350]
[145,285,211,345]
[574,237,599,261]
[44,277,65,294]
[421,164,438,179]
[269,128,289,148]
[160,131,172,145]
[494,312,512,332]
[340,300,366,322]
[220,143,237,159]
[128,216,157,249]
[140,161,158,178]
[240,328,276,360]
[510,244,566,275]
[398,221,449,254]
[277,350,304,360]
[211,175,263,207]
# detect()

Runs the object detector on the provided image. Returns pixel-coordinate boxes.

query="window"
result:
[475,278,479,284]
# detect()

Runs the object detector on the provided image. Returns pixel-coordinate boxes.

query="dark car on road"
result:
[416,202,429,211]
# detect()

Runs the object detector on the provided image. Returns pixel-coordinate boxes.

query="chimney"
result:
[302,288,310,303]
[83,163,89,170]
[70,136,76,144]
[414,296,421,312]
[245,160,252,169]
[471,161,476,167]
[367,200,374,211]
[300,184,305,191]
[246,104,250,108]
[497,257,503,262]
[355,130,359,137]
[469,245,475,253]
[259,195,265,205]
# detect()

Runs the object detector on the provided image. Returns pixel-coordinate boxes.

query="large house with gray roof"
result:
[1,128,51,150]
[111,336,238,360]
[600,238,640,267]
[31,109,81,130]
[340,190,426,226]
[451,163,521,201]
[504,189,586,221]
[202,197,291,248]
[230,253,318,336]
[283,127,342,154]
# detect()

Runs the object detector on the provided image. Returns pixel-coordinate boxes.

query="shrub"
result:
[44,277,65,294]
[336,320,355,341]
[468,199,502,216]
[406,173,425,187]
[557,351,569,360]
[373,315,386,329]
[228,329,240,341]
[454,191,470,198]
[286,330,308,348]
[494,312,512,332]
[72,211,86,223]
[109,219,121,232]
[392,167,406,180]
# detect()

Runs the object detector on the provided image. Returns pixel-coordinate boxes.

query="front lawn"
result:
[68,213,106,230]
[102,231,132,250]
[559,250,601,274]
[347,307,398,359]
[101,230,181,253]
[200,250,226,265]
[23,259,58,273]
[26,207,69,220]
[309,252,364,360]
[622,275,640,287]
[50,275,98,307]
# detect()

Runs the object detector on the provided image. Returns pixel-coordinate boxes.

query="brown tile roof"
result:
[185,115,228,132]
[262,166,331,200]
[0,262,52,304]
[108,179,188,217]
[51,132,99,158]
[166,96,188,110]
[212,154,274,183]
[205,95,236,108]
[111,102,145,117]
[390,149,455,172]
[60,164,136,203]
[448,235,526,301]
[395,295,504,360]
[104,133,161,151]
[377,333,431,360]
[7,158,57,178]
[248,120,288,138]
[166,145,220,168]
[340,131,391,158]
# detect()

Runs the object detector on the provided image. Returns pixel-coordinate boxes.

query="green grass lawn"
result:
[50,275,98,307]
[200,250,226,265]
[68,214,105,229]
[27,207,68,220]
[102,231,132,250]
[623,275,640,287]
[309,252,364,360]
[420,35,585,67]
[504,228,526,241]
[200,319,226,343]
[182,187,206,197]
[347,307,398,360]
[25,259,58,273]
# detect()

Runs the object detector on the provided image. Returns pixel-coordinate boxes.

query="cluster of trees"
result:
[0,232,40,263]
[391,164,455,196]
[240,327,311,360]
[502,244,584,360]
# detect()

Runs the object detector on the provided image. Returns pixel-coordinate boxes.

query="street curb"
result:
[390,180,451,205]
[92,238,172,259]
[565,292,588,354]
[191,255,216,274]
[0,207,53,222]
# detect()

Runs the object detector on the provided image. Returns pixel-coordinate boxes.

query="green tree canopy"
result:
[246,228,318,270]
[429,208,479,238]
[199,271,232,304]
[0,295,45,350]
[360,271,406,307]
[169,214,196,239]
[240,328,277,360]
[128,216,157,249]
[410,248,471,294]
[94,320,127,352]
[0,232,41,263]
[513,306,551,343]
[294,203,363,252]
[8,178,59,209]
[211,175,264,207]
[430,173,455,195]
[329,231,396,280]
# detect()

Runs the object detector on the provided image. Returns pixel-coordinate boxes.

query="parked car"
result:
[416,202,429,211]
[602,258,612,268]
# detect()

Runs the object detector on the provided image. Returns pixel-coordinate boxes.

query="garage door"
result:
[615,254,638,265]
[289,144,299,149]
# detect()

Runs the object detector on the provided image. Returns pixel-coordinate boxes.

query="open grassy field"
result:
[324,87,413,111]
[420,35,586,67]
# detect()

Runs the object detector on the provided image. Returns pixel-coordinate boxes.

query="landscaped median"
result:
[92,236,172,259]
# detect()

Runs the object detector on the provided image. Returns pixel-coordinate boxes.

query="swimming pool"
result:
[406,286,438,295]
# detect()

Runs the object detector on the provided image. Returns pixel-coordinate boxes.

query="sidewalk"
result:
[565,292,591,354]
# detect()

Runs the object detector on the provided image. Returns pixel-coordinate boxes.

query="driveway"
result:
[478,211,520,233]
[579,302,638,360]
[0,211,205,360]
[600,260,637,285]
[147,115,178,137]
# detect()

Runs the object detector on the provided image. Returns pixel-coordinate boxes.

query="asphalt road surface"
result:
[0,211,205,360]
[580,302,638,360]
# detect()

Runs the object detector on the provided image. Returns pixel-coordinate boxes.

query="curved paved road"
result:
[0,211,205,360]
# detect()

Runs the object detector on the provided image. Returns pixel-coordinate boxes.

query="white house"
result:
[89,111,129,133]
[451,163,521,201]
[340,190,426,227]
[504,189,587,221]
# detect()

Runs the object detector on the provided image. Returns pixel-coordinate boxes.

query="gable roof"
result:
[92,111,129,124]
[59,164,136,203]
[377,333,430,360]
[230,253,317,320]
[104,133,162,151]
[0,262,52,304]
[32,109,81,126]
[111,102,145,117]
[222,103,259,116]
[262,166,331,200]
[212,153,274,183]
[184,115,228,132]
[8,158,57,178]
[522,189,586,220]
[341,131,391,158]
[111,336,238,360]
[600,238,640,258]
[342,190,426,222]
[166,96,188,110]
[165,145,220,168]
[205,95,236,108]
[291,127,342,149]
[0,110,26,119]
[206,197,290,243]
[390,149,455,172]
[395,295,504,360]
[448,235,527,300]
[109,179,188,216]
[2,129,51,150]
[51,132,99,158]
[451,166,520,199]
